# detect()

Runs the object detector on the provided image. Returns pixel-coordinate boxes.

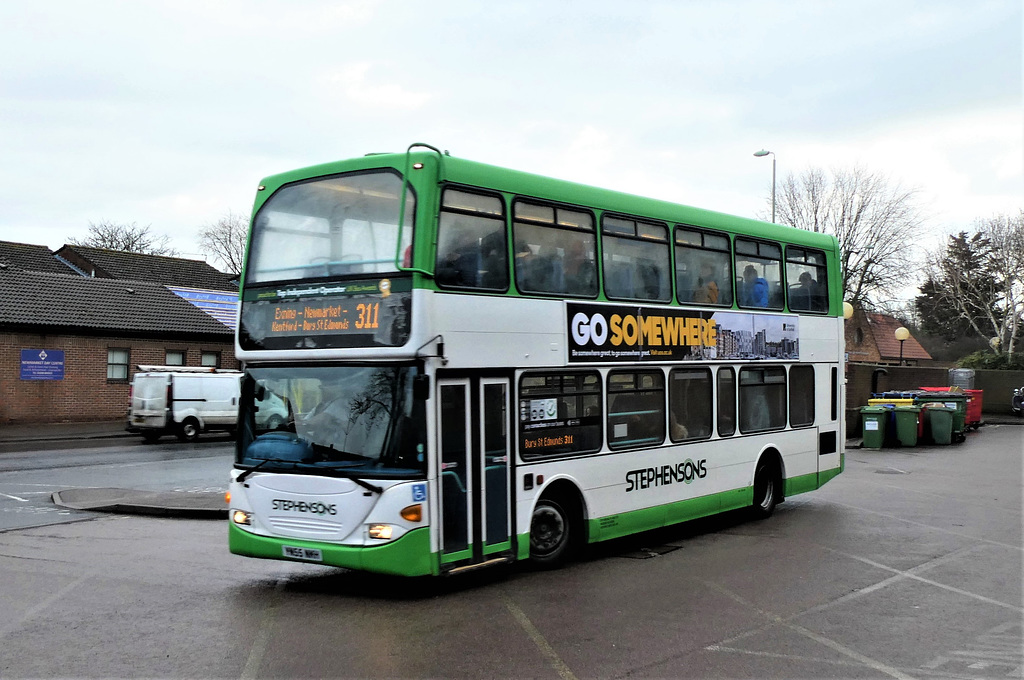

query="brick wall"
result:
[1,331,238,424]
[845,362,1024,432]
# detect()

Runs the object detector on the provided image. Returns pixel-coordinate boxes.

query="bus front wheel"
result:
[750,458,779,519]
[530,498,573,568]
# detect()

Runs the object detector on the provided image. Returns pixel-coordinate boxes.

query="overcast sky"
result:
[1,0,1020,273]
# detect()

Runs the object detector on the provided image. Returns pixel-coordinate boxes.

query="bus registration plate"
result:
[282,546,323,562]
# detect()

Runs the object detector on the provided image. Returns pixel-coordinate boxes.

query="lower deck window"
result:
[739,366,786,433]
[789,365,815,427]
[519,372,601,458]
[607,371,665,449]
[669,368,712,441]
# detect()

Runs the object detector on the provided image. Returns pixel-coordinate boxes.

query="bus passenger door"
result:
[479,378,511,558]
[437,377,512,570]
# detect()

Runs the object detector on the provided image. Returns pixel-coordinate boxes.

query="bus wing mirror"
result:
[413,375,430,401]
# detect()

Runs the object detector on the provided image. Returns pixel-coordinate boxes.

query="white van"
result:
[127,366,244,442]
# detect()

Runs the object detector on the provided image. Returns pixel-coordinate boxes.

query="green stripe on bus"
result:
[228,523,435,577]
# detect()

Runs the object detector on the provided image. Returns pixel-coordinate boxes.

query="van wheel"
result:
[530,498,574,568]
[178,418,200,442]
[750,458,779,520]
[265,415,283,430]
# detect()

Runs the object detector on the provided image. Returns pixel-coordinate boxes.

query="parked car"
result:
[127,366,244,442]
[1012,386,1024,417]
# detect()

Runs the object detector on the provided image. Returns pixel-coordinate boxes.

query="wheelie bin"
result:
[860,406,888,449]
[914,392,968,442]
[894,405,922,447]
[922,403,955,445]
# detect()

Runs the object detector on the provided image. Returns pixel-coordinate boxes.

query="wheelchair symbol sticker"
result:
[412,483,427,502]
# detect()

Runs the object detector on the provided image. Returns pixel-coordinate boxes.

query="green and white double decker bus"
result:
[227,144,845,577]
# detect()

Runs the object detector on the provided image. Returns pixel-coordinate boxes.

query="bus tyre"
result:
[530,498,573,568]
[750,459,779,520]
[178,418,201,442]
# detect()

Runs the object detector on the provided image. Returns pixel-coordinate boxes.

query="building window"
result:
[165,350,185,366]
[201,352,220,368]
[107,348,129,381]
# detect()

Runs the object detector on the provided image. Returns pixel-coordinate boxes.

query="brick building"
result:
[0,241,238,424]
[844,304,932,366]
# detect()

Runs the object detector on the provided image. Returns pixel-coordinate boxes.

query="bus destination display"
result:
[239,278,411,350]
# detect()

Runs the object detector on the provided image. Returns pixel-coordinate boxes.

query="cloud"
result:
[319,62,433,111]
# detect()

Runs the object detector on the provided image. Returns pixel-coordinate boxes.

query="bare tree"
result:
[916,211,1024,355]
[197,211,249,274]
[69,221,178,256]
[773,165,923,305]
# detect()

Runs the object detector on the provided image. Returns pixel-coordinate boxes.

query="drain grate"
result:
[619,545,682,560]
[875,468,909,475]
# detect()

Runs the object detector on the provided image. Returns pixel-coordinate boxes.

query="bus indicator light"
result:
[400,504,422,522]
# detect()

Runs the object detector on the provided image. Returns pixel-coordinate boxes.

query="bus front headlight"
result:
[368,524,393,540]
[231,510,252,525]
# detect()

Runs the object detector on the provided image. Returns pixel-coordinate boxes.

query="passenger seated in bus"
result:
[789,271,816,311]
[563,240,596,295]
[637,260,663,299]
[436,231,479,287]
[670,409,688,440]
[740,265,769,308]
[515,240,555,292]
[478,230,507,289]
[693,262,719,304]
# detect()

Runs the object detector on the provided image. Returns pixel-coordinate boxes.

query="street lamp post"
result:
[753,149,776,223]
[895,326,910,365]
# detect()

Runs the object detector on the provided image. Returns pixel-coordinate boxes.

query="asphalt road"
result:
[0,426,1021,678]
[0,438,233,531]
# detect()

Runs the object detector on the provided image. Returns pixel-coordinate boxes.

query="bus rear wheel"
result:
[750,458,779,519]
[530,498,573,568]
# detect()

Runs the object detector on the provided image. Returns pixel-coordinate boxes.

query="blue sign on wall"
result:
[20,349,65,381]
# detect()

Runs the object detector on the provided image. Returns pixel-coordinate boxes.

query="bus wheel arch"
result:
[529,480,587,569]
[750,448,784,519]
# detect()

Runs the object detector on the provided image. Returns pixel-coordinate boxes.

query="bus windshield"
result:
[245,170,415,285]
[237,365,427,477]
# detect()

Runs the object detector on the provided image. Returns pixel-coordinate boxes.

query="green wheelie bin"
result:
[894,405,922,447]
[860,406,888,449]
[915,392,968,443]
[923,404,955,445]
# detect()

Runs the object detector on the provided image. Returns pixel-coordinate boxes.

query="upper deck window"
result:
[436,188,507,290]
[675,227,733,307]
[246,170,415,285]
[601,215,671,302]
[513,200,597,297]
[734,238,783,310]
[786,247,829,313]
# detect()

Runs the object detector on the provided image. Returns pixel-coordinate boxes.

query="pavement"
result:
[3,413,1021,521]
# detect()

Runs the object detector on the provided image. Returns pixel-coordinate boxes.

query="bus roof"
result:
[255,149,839,252]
